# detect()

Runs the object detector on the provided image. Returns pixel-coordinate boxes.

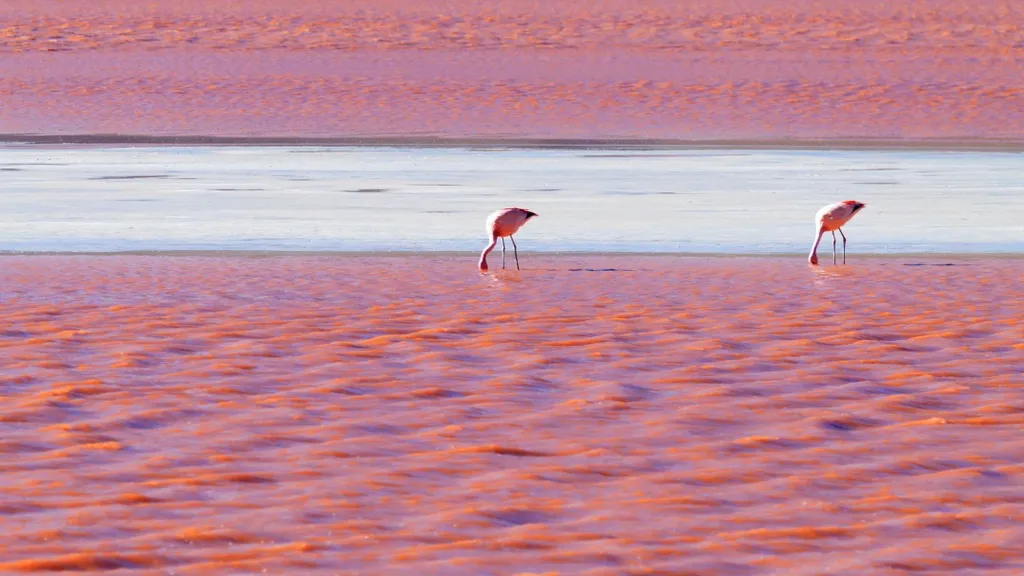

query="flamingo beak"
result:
[525,211,538,219]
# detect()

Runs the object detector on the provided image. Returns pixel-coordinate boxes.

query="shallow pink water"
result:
[0,255,1021,574]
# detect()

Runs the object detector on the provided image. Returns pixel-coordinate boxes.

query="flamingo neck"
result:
[808,228,825,264]
[479,237,497,270]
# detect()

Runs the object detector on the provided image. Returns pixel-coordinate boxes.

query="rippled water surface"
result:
[1,145,1022,253]
[0,255,1020,574]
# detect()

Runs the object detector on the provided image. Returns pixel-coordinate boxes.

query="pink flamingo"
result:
[478,207,538,271]
[809,200,866,265]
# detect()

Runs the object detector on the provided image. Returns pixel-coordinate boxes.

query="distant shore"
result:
[5,134,1024,153]
[5,0,1024,143]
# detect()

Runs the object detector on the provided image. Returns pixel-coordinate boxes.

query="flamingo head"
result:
[523,210,538,221]
[845,200,866,214]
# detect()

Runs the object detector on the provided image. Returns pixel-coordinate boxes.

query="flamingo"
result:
[809,200,866,265]
[478,207,538,271]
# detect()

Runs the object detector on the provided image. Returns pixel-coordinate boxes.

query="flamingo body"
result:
[479,207,537,271]
[809,200,866,265]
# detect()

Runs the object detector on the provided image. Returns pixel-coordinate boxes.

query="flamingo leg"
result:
[510,235,520,270]
[500,237,506,269]
[838,228,847,264]
[831,231,837,265]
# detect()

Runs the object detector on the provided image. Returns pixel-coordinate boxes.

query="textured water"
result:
[1,145,1022,253]
[0,146,1021,574]
[0,255,1021,574]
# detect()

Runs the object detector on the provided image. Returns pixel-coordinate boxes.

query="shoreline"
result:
[0,251,1019,259]
[4,134,1024,153]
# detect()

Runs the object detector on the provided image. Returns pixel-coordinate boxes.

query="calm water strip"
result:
[1,145,1021,253]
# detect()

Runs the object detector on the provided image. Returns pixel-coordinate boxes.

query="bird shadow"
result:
[480,268,637,275]
[809,265,859,280]
[479,269,527,283]
[522,268,637,272]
